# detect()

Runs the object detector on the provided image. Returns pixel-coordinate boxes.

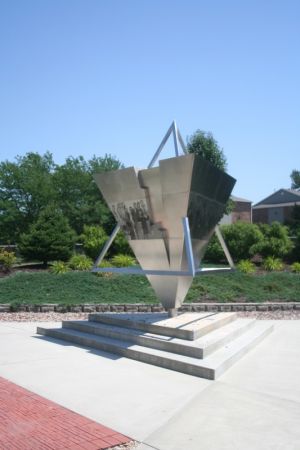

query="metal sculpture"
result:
[93,122,236,316]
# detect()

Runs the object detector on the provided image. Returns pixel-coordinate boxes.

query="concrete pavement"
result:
[0,320,299,449]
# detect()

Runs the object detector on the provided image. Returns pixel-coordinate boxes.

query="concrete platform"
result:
[61,316,257,358]
[37,312,273,379]
[0,320,299,449]
[89,311,237,340]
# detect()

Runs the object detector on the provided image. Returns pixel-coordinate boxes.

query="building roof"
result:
[253,189,300,209]
[231,195,252,203]
[253,201,300,209]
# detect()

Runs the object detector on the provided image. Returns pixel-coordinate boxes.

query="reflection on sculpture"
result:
[94,154,236,316]
[111,200,163,240]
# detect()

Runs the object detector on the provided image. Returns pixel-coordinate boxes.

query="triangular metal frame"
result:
[93,121,235,272]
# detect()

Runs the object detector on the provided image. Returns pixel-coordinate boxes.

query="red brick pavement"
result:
[0,376,131,450]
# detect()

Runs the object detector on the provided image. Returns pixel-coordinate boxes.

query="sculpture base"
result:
[90,311,238,341]
[37,312,273,380]
[167,308,178,318]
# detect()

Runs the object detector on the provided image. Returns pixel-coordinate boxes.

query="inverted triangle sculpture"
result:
[93,122,236,316]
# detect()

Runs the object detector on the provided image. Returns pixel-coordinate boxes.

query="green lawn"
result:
[0,271,300,306]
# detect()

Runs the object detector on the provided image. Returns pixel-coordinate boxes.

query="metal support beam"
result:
[215,225,235,269]
[93,216,197,276]
[182,217,195,276]
[172,121,179,157]
[92,221,236,276]
[93,224,120,268]
[177,128,187,154]
[148,122,174,168]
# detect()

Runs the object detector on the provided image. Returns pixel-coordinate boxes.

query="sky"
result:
[0,0,299,204]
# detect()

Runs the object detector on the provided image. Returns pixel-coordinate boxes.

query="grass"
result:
[186,272,300,302]
[0,270,300,306]
[0,272,157,306]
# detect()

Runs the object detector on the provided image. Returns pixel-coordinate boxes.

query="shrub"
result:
[80,225,108,260]
[290,227,300,262]
[0,249,16,272]
[98,260,113,268]
[204,222,264,263]
[236,259,256,274]
[68,254,93,271]
[110,231,133,256]
[50,261,70,274]
[252,222,293,259]
[18,206,76,265]
[223,222,265,261]
[110,254,136,267]
[262,257,284,272]
[203,234,224,263]
[291,262,300,273]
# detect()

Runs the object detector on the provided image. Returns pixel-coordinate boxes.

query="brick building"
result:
[252,189,300,224]
[220,195,252,225]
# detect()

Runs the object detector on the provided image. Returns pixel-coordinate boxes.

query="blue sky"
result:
[0,0,299,203]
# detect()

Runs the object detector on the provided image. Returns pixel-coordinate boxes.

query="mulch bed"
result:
[0,310,299,322]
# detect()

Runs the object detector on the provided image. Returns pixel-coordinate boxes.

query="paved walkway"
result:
[0,320,300,449]
[0,376,130,450]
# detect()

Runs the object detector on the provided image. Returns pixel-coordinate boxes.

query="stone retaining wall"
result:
[0,302,299,313]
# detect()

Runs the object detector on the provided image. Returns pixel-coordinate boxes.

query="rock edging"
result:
[0,302,299,313]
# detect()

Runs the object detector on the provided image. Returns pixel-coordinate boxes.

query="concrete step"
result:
[88,312,237,340]
[62,318,256,359]
[36,322,273,380]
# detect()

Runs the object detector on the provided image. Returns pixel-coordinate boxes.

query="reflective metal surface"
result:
[94,154,236,312]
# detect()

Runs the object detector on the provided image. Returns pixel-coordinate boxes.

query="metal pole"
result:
[182,217,196,276]
[148,122,174,168]
[215,225,235,269]
[177,128,187,154]
[93,224,120,268]
[172,121,179,157]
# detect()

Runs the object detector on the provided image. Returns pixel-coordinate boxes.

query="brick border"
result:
[0,302,299,313]
[0,376,130,450]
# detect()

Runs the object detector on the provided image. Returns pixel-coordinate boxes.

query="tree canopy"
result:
[18,206,76,265]
[0,151,123,244]
[0,152,55,243]
[290,170,300,190]
[187,130,227,171]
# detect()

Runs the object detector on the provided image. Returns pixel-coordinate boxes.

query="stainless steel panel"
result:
[187,192,225,240]
[94,167,143,202]
[138,167,166,227]
[159,154,194,195]
[162,193,190,238]
[94,153,236,312]
[129,240,169,270]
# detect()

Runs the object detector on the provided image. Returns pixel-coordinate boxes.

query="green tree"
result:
[291,170,300,190]
[285,205,300,232]
[52,154,123,235]
[18,206,76,265]
[187,129,233,214]
[0,151,123,244]
[291,227,300,262]
[187,130,227,171]
[0,152,55,243]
